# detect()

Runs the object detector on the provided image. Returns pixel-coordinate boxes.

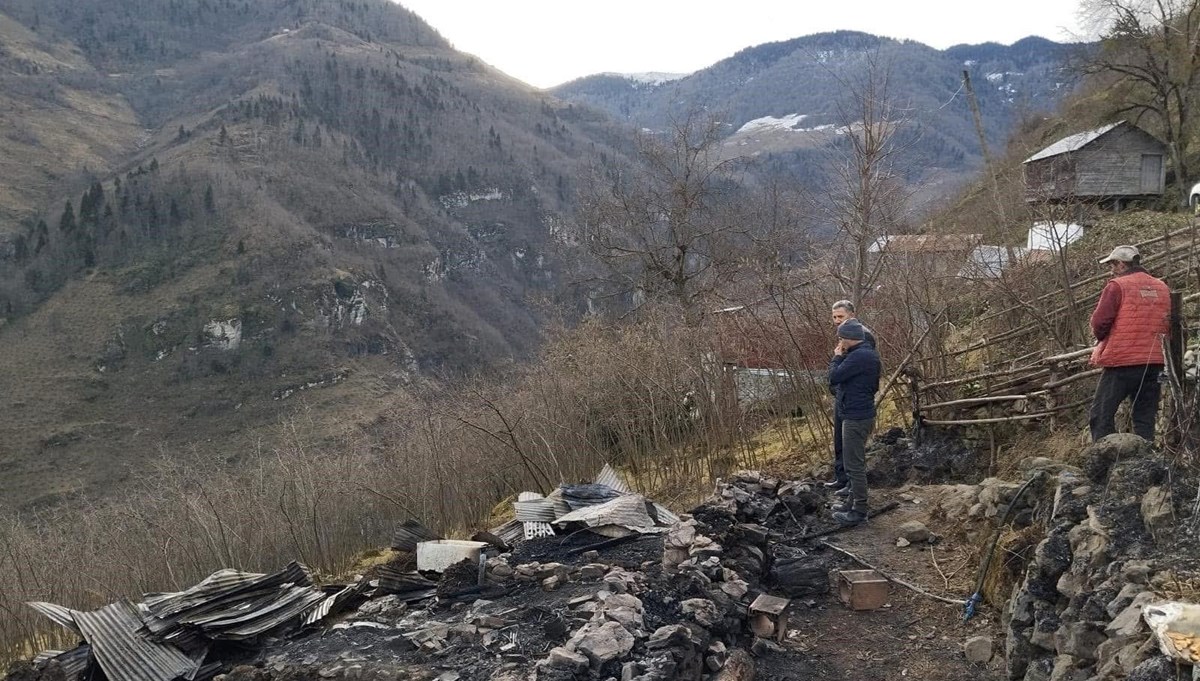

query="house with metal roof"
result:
[1023,121,1166,208]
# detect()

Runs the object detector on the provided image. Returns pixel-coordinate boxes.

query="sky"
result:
[394,0,1089,89]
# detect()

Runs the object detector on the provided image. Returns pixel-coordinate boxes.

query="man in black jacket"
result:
[827,300,876,494]
[827,319,881,526]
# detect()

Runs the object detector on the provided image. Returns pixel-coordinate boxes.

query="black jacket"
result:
[828,343,881,420]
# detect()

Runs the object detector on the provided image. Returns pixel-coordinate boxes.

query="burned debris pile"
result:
[7,467,863,681]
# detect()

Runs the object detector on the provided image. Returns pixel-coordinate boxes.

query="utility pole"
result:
[963,70,1007,227]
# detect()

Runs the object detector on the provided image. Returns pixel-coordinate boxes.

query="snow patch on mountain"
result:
[603,72,688,85]
[737,114,808,133]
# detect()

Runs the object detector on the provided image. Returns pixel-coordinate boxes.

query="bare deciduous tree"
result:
[577,111,756,326]
[821,55,914,308]
[1080,0,1200,204]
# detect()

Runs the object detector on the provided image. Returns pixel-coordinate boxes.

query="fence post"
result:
[908,371,923,446]
[1168,290,1185,449]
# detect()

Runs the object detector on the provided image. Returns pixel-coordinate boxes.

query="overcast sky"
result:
[394,0,1088,89]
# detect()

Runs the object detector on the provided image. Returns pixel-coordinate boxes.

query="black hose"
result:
[964,470,1047,621]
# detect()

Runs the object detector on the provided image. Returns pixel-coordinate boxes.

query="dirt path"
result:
[758,488,1006,681]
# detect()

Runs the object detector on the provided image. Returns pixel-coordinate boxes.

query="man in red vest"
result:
[1088,245,1172,442]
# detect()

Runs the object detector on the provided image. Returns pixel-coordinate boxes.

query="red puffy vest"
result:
[1090,271,1171,368]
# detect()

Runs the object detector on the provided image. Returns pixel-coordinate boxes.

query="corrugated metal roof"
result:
[868,234,982,254]
[72,600,202,681]
[1024,121,1123,162]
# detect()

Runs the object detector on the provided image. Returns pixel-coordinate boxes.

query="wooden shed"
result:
[1022,121,1166,208]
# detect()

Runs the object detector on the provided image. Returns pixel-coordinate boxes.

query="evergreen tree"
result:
[59,202,76,233]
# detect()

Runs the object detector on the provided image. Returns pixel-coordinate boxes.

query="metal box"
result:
[837,569,888,610]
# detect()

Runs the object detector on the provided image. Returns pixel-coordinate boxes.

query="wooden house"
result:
[1023,121,1166,208]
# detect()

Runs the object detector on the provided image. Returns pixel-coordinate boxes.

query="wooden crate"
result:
[837,569,888,610]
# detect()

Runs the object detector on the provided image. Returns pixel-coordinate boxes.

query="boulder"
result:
[897,521,930,544]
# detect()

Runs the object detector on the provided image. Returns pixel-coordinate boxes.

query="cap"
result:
[1099,245,1139,264]
[837,319,866,341]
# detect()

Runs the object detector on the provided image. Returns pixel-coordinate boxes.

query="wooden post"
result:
[909,372,923,446]
[1045,363,1059,431]
[1168,290,1185,449]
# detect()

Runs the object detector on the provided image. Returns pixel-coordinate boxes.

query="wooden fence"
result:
[903,223,1200,432]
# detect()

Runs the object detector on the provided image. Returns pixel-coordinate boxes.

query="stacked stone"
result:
[1002,435,1180,681]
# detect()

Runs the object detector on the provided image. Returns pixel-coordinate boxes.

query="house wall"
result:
[1024,124,1166,201]
[1073,125,1165,197]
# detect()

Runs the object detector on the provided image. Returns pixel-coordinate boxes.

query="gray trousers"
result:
[842,417,875,513]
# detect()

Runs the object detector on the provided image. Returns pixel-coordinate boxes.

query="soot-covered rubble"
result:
[8,470,870,681]
[985,434,1199,681]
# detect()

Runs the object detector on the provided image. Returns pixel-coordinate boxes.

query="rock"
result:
[750,637,784,656]
[542,575,563,592]
[1048,655,1087,681]
[1083,434,1152,483]
[570,621,635,667]
[490,564,514,578]
[1121,561,1153,584]
[1007,622,1036,679]
[546,647,589,672]
[1066,507,1110,571]
[1023,655,1055,681]
[1054,622,1107,661]
[1105,583,1143,619]
[1140,487,1173,539]
[1126,656,1177,681]
[579,564,606,580]
[720,579,749,599]
[581,550,600,562]
[713,649,755,681]
[964,635,993,664]
[680,598,720,629]
[896,537,911,548]
[897,521,930,543]
[1056,572,1087,599]
[1105,592,1156,641]
[666,522,697,549]
[1034,533,1072,580]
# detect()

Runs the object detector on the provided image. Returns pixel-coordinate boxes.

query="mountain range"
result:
[0,1,1078,508]
[552,32,1082,203]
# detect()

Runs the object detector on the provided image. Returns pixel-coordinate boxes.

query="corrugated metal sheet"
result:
[489,519,523,546]
[553,494,656,532]
[513,499,556,522]
[594,464,631,494]
[559,483,623,510]
[72,600,202,681]
[373,565,438,601]
[33,645,90,681]
[28,601,82,635]
[390,519,442,552]
[650,503,680,526]
[302,581,370,627]
[1024,121,1123,162]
